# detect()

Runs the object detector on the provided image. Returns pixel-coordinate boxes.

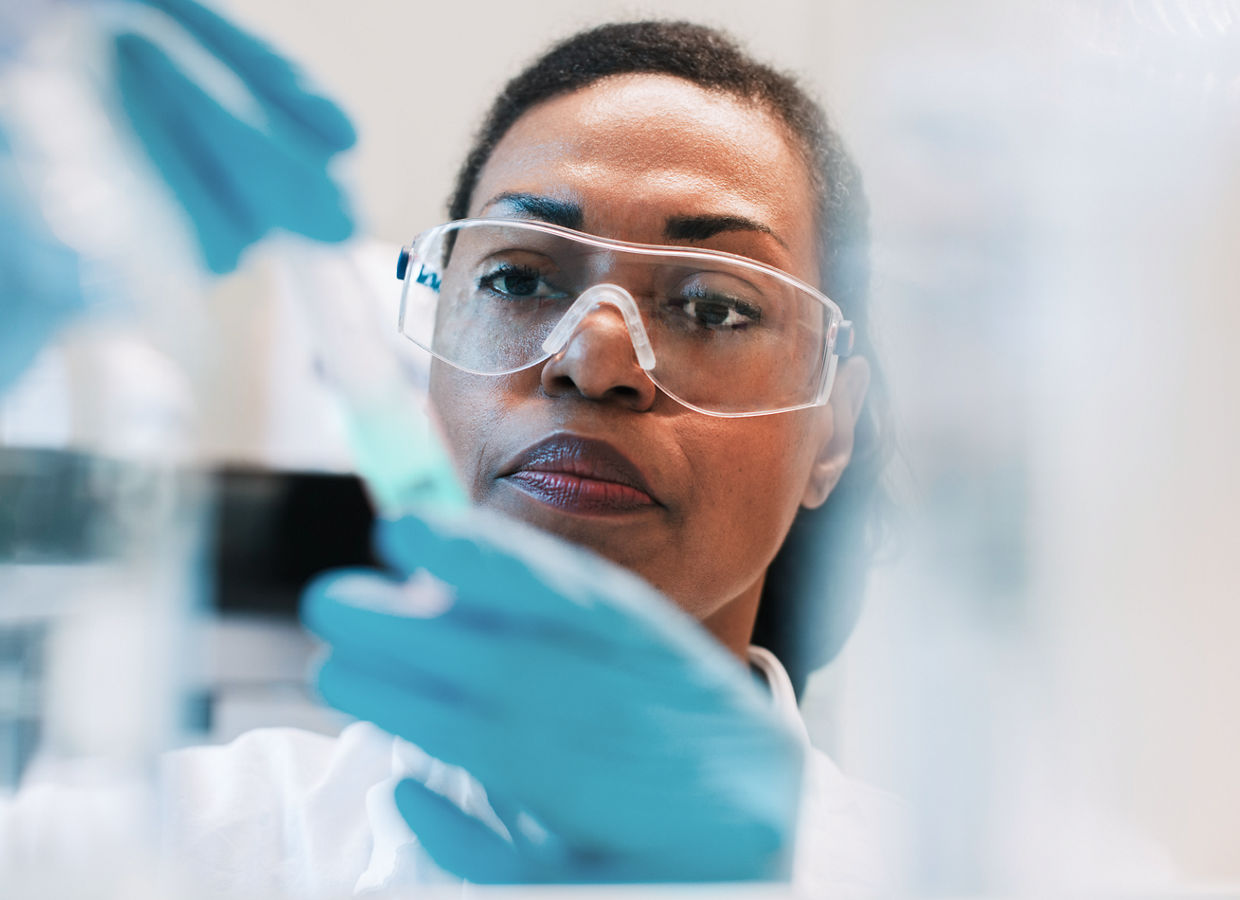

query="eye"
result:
[476,263,568,300]
[668,289,763,331]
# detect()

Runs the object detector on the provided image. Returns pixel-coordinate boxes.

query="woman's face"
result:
[430,74,868,649]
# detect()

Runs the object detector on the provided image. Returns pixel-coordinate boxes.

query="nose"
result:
[539,286,658,411]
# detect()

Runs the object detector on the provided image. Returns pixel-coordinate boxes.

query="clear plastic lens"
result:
[399,219,842,415]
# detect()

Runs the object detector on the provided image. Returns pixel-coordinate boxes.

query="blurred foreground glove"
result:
[112,0,356,274]
[302,511,805,884]
[0,124,83,391]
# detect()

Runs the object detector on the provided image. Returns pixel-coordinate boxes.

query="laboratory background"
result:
[2,0,1238,893]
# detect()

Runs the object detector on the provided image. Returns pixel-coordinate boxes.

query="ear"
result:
[800,357,871,510]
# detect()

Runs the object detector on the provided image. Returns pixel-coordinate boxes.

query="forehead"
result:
[470,74,819,278]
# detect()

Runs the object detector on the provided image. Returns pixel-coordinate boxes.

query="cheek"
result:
[710,415,822,509]
[673,416,824,597]
[427,364,525,495]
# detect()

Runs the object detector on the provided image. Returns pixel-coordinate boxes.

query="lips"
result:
[500,434,660,514]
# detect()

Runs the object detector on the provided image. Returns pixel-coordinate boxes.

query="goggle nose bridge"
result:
[539,283,658,371]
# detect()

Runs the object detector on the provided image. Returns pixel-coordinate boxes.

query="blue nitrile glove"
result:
[0,123,84,392]
[302,510,805,884]
[111,0,356,274]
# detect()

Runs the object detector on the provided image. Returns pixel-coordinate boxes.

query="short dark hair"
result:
[449,21,892,695]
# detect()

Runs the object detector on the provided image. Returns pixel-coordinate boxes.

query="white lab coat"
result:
[3,648,904,897]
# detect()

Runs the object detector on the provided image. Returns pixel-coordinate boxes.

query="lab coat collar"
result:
[748,644,812,747]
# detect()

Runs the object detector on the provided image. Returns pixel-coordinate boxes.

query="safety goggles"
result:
[396,218,854,417]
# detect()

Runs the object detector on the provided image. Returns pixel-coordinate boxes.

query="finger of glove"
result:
[0,145,86,388]
[446,788,783,885]
[302,570,659,717]
[375,513,773,713]
[376,510,756,681]
[396,743,729,886]
[127,33,355,245]
[0,247,83,388]
[317,654,572,798]
[374,512,663,644]
[395,778,695,887]
[256,145,354,243]
[314,655,505,765]
[393,778,534,884]
[180,104,352,247]
[113,32,263,273]
[114,33,353,263]
[301,569,512,690]
[132,0,356,155]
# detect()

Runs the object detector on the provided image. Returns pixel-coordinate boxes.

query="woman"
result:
[8,20,899,897]
[295,19,899,893]
[428,19,888,693]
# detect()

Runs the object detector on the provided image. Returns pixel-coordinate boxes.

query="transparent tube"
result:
[275,240,469,519]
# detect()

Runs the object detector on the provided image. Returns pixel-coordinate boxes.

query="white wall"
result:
[226,0,821,243]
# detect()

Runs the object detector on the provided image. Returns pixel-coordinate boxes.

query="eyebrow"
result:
[664,214,788,249]
[481,192,787,249]
[483,192,584,229]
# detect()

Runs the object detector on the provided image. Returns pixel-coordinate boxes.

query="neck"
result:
[700,574,766,664]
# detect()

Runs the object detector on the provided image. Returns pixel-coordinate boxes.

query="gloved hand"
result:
[302,510,805,884]
[111,0,356,274]
[0,123,84,391]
